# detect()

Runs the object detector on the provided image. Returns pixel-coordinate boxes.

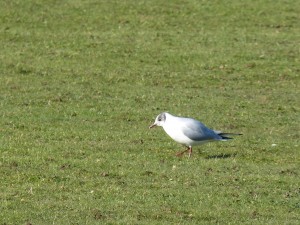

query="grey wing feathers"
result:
[181,118,220,141]
[214,130,242,139]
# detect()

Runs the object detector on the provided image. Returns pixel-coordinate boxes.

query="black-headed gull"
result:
[149,112,241,157]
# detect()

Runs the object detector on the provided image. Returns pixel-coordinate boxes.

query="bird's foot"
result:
[176,147,192,157]
[176,151,186,157]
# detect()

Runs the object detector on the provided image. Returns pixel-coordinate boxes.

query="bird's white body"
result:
[161,113,211,146]
[149,112,240,157]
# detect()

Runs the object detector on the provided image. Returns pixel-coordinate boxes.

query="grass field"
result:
[0,0,299,224]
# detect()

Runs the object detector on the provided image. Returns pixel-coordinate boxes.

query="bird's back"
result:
[177,116,220,141]
[164,114,221,144]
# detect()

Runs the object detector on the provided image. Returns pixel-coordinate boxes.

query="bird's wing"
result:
[180,118,219,141]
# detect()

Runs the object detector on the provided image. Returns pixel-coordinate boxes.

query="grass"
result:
[0,0,299,224]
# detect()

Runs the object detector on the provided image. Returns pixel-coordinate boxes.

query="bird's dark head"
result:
[149,112,167,128]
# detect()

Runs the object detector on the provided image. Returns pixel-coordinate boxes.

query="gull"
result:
[149,112,241,157]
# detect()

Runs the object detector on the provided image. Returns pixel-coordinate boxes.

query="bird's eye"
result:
[158,118,161,121]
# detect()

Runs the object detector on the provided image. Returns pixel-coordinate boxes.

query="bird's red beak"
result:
[149,124,157,129]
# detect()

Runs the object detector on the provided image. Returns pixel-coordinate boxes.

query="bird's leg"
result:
[176,146,190,157]
[188,146,192,158]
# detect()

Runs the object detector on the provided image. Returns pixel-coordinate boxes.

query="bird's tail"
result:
[214,131,242,140]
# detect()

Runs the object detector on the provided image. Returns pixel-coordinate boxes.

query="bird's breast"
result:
[163,124,192,145]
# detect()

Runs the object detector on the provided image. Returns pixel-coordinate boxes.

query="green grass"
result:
[0,0,299,224]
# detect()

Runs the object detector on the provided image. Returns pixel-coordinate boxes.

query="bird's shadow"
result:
[205,153,236,159]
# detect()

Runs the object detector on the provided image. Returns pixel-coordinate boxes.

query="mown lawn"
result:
[0,0,299,224]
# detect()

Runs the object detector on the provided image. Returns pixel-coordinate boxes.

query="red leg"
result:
[188,146,192,158]
[176,146,192,157]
